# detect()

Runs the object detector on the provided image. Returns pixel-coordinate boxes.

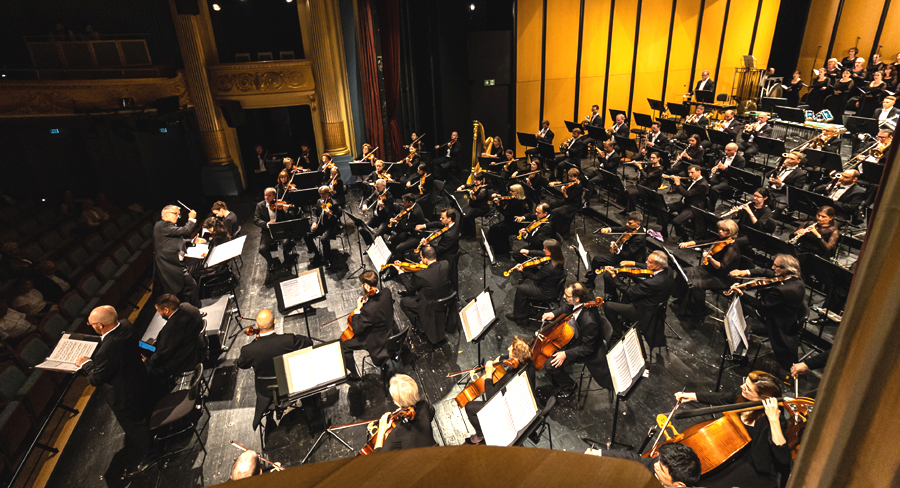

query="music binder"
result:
[36,333,100,373]
[724,297,750,355]
[476,370,539,447]
[606,328,647,396]
[275,268,327,312]
[274,340,346,399]
[459,289,497,343]
[366,236,392,270]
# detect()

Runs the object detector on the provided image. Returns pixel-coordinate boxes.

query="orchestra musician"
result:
[868,53,885,78]
[505,239,567,322]
[592,140,621,171]
[211,201,238,237]
[583,211,647,290]
[341,270,396,379]
[728,254,806,370]
[674,372,792,488]
[405,163,433,199]
[714,110,741,138]
[602,251,676,340]
[413,208,460,263]
[708,143,746,197]
[512,202,554,257]
[154,205,200,307]
[553,127,587,179]
[688,70,716,99]
[668,135,705,177]
[621,152,664,213]
[196,216,230,248]
[463,337,535,445]
[297,143,312,169]
[733,188,777,237]
[514,160,549,204]
[327,166,346,205]
[253,188,298,273]
[456,172,490,238]
[848,57,868,88]
[635,122,669,161]
[789,206,839,258]
[667,165,710,240]
[398,146,422,182]
[538,282,608,398]
[814,170,865,220]
[823,58,841,83]
[251,144,271,195]
[825,70,854,120]
[585,104,601,127]
[784,71,804,108]
[230,451,263,480]
[549,168,584,236]
[396,246,452,346]
[304,186,343,269]
[807,69,831,113]
[488,149,517,179]
[766,151,808,212]
[365,160,395,188]
[584,443,701,488]
[855,71,887,118]
[609,113,630,139]
[481,136,504,159]
[525,120,554,163]
[873,95,898,130]
[360,143,376,162]
[236,309,313,431]
[403,132,424,152]
[385,193,428,261]
[432,131,461,179]
[146,294,205,391]
[360,179,394,245]
[674,219,741,317]
[275,170,294,198]
[681,104,710,134]
[370,374,437,452]
[487,184,532,255]
[317,153,336,184]
[738,113,773,160]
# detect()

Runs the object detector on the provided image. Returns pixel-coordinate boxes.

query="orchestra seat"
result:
[82,233,111,255]
[138,221,153,240]
[0,363,27,407]
[76,273,118,310]
[38,312,75,347]
[39,230,73,254]
[148,364,209,460]
[57,219,79,239]
[57,291,89,326]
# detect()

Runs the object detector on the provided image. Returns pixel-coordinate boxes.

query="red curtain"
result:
[378,0,403,161]
[356,0,384,158]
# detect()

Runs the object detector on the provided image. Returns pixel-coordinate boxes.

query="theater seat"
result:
[0,402,34,466]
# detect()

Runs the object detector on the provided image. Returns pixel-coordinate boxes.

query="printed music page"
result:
[207,235,247,266]
[185,243,208,259]
[37,334,99,372]
[366,237,392,269]
[725,297,749,353]
[504,373,538,432]
[477,391,517,447]
[606,340,633,395]
[284,342,344,394]
[280,270,324,308]
[475,291,495,331]
[461,302,481,342]
[624,329,645,378]
[576,234,590,269]
[482,229,494,263]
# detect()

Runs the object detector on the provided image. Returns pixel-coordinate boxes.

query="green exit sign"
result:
[484,79,495,86]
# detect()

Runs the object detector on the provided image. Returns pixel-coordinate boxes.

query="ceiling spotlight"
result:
[212,3,221,11]
[287,0,294,3]
[470,4,475,10]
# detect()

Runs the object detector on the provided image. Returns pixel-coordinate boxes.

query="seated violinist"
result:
[549,168,584,236]
[303,186,343,269]
[463,337,535,445]
[370,374,437,452]
[396,246,451,345]
[413,208,460,263]
[275,170,294,198]
[505,239,567,322]
[385,193,427,261]
[583,211,647,289]
[584,443,701,488]
[405,163,433,198]
[317,153,336,184]
[341,270,396,379]
[360,179,394,245]
[602,251,675,338]
[327,166,346,205]
[675,372,792,488]
[673,219,741,317]
[512,202,554,259]
[487,184,533,256]
[253,187,298,273]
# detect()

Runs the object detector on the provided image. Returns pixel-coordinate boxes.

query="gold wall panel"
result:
[208,61,316,96]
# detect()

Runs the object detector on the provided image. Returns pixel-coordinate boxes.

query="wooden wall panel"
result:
[516,0,543,154]
[665,0,702,104]
[880,1,900,65]
[796,0,839,80]
[632,0,673,117]
[717,0,756,98]
[694,0,726,91]
[606,0,639,117]
[832,1,884,65]
[576,0,612,123]
[542,0,581,144]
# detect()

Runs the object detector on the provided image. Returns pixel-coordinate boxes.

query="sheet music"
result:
[366,236,392,269]
[623,329,645,378]
[280,270,324,308]
[460,290,495,342]
[725,297,749,353]
[576,234,590,269]
[475,291,495,328]
[607,341,633,394]
[284,342,345,394]
[481,229,494,263]
[207,235,247,266]
[36,334,98,372]
[504,373,538,432]
[477,391,517,447]
[185,243,208,259]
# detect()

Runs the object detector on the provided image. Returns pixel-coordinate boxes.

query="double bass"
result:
[531,297,604,370]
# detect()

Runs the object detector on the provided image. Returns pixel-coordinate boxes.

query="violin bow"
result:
[649,386,686,456]
[230,441,284,471]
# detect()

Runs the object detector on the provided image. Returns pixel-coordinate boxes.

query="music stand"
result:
[459,287,497,365]
[689,206,722,240]
[274,268,328,343]
[802,149,843,176]
[592,167,625,218]
[637,185,671,239]
[633,113,654,130]
[341,211,369,277]
[775,106,806,124]
[760,97,787,112]
[292,171,323,190]
[365,236,392,272]
[614,136,639,158]
[666,103,690,118]
[755,137,785,167]
[695,90,715,104]
[290,187,321,209]
[608,109,627,124]
[538,141,556,161]
[582,125,608,142]
[604,328,646,449]
[725,168,763,196]
[658,118,679,135]
[348,161,374,186]
[663,247,691,289]
[860,161,884,184]
[683,124,709,142]
[743,227,797,262]
[845,116,879,136]
[575,234,591,280]
[564,120,581,133]
[715,297,749,391]
[707,128,735,148]
[517,132,538,148]
[647,99,665,114]
[787,186,833,220]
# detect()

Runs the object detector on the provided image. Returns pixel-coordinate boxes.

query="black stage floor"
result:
[46,166,830,487]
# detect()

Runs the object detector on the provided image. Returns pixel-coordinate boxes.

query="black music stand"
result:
[683,124,709,142]
[564,120,581,133]
[460,287,497,366]
[633,113,654,130]
[666,103,690,118]
[593,167,625,218]
[725,168,763,196]
[800,253,853,334]
[538,142,556,161]
[647,99,666,115]
[845,116,879,136]
[292,171,323,190]
[349,161,374,186]
[341,211,369,278]
[707,127,736,148]
[289,187,321,209]
[605,330,647,450]
[860,161,884,184]
[755,137,785,167]
[614,136,639,159]
[517,132,538,148]
[775,106,806,124]
[582,125,608,142]
[658,118,679,136]
[743,227,797,262]
[689,206,721,241]
[275,269,328,343]
[608,109,627,123]
[802,149,843,175]
[760,97,788,112]
[787,186,833,219]
[637,185,671,240]
[695,90,715,104]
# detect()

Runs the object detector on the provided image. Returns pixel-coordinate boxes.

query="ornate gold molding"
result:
[0,72,190,117]
[208,61,315,96]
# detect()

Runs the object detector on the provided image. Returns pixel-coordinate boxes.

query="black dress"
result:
[807,77,831,113]
[784,79,804,108]
[374,400,437,452]
[675,240,740,316]
[857,82,886,119]
[825,80,853,120]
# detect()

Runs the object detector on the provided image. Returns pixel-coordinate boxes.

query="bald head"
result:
[231,450,261,480]
[88,305,118,334]
[256,309,275,332]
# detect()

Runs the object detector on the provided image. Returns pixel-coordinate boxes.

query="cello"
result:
[341,287,377,342]
[531,297,604,370]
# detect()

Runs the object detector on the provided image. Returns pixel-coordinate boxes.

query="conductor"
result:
[153,205,200,307]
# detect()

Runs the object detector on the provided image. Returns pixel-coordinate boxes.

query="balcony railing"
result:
[27,39,153,70]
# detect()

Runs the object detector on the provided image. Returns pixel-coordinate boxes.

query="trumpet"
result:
[744,121,761,132]
[789,223,817,244]
[684,113,699,124]
[711,120,726,131]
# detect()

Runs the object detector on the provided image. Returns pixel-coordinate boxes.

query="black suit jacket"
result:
[873,107,900,124]
[767,166,808,194]
[720,118,741,137]
[537,128,555,145]
[645,131,668,149]
[675,177,710,209]
[311,198,343,230]
[741,270,806,335]
[551,303,600,363]
[82,320,152,417]
[586,113,602,127]
[745,122,774,142]
[153,219,197,294]
[694,78,716,94]
[522,257,566,297]
[375,400,437,452]
[565,137,587,159]
[353,289,396,363]
[406,261,451,344]
[220,211,239,237]
[611,268,676,324]
[392,203,427,233]
[599,151,622,172]
[814,182,867,216]
[608,225,647,262]
[612,123,630,138]
[253,200,297,229]
[521,218,554,250]
[424,221,460,261]
[147,303,204,381]
[236,332,313,428]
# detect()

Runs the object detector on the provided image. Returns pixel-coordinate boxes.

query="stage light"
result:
[212,3,221,11]
[470,4,475,10]
[287,0,294,3]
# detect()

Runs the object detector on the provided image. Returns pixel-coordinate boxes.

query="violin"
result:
[489,195,514,205]
[468,183,483,200]
[517,217,549,240]
[244,325,260,336]
[725,276,793,296]
[503,255,550,277]
[415,225,450,253]
[381,261,428,272]
[358,406,417,455]
[388,203,415,227]
[316,201,333,227]
[610,228,639,254]
[454,357,521,408]
[596,266,655,277]
[269,200,294,211]
[403,148,418,166]
[702,238,734,265]
[550,180,577,197]
[531,297,603,370]
[342,287,377,342]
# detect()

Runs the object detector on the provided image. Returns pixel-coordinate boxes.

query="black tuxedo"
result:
[554,136,587,179]
[400,261,452,344]
[589,225,647,276]
[709,154,746,191]
[611,122,630,138]
[670,177,710,237]
[514,217,554,252]
[236,332,313,429]
[740,270,806,369]
[511,257,567,316]
[422,221,460,262]
[253,200,299,267]
[604,268,676,345]
[767,165,808,210]
[542,303,608,392]
[220,211,239,237]
[433,140,462,179]
[693,78,716,95]
[644,131,668,151]
[598,150,622,171]
[146,303,205,385]
[304,198,343,257]
[342,289,396,373]
[719,118,741,137]
[814,182,867,218]
[586,113,602,127]
[81,320,155,455]
[387,203,428,259]
[538,128,555,144]
[873,107,899,128]
[740,122,774,158]
[153,219,199,306]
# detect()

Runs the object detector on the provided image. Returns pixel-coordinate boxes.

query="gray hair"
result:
[161,205,180,217]
[648,250,668,268]
[775,254,801,276]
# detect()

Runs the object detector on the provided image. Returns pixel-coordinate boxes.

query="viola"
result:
[517,217,549,240]
[724,276,793,296]
[269,200,294,211]
[381,261,428,273]
[358,406,416,455]
[342,287,377,342]
[596,266,655,277]
[531,297,603,370]
[503,255,550,277]
[610,228,639,254]
[454,357,521,408]
[415,225,450,253]
[702,238,734,265]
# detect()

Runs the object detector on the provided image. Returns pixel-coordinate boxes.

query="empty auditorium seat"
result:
[38,313,74,346]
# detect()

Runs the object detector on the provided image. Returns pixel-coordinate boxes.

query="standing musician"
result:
[609,113,630,139]
[341,270,396,379]
[635,122,668,161]
[784,71,805,108]
[553,128,587,180]
[211,201,238,237]
[688,70,716,99]
[154,204,200,307]
[584,443,702,488]
[667,165,710,240]
[621,152,665,213]
[873,96,899,130]
[708,143,746,196]
[327,166,346,205]
[584,104,602,127]
[370,374,437,452]
[297,143,312,169]
[583,211,647,290]
[728,254,806,370]
[385,193,427,261]
[674,372,792,488]
[304,186,343,269]
[668,135,705,177]
[236,309,313,431]
[814,170,865,220]
[766,151,808,212]
[855,71,887,118]
[549,168,584,236]
[674,219,741,317]
[463,337,535,445]
[395,246,451,346]
[739,113,774,160]
[602,251,676,338]
[487,184,532,256]
[525,120,555,163]
[506,239,567,322]
[839,47,859,70]
[432,131,461,179]
[789,205,839,258]
[253,188,298,273]
[405,163,433,199]
[360,179,394,245]
[538,282,606,398]
[512,202,554,258]
[414,208,460,263]
[251,144,271,195]
[456,172,491,238]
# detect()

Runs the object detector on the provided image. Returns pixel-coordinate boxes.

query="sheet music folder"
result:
[205,235,247,267]
[606,328,647,396]
[274,340,346,400]
[477,370,539,447]
[36,333,101,373]
[459,289,497,342]
[275,268,327,313]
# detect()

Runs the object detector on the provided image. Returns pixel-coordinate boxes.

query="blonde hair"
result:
[718,219,739,238]
[510,184,526,200]
[389,374,420,407]
[510,336,531,362]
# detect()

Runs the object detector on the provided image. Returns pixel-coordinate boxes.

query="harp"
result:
[469,121,492,184]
